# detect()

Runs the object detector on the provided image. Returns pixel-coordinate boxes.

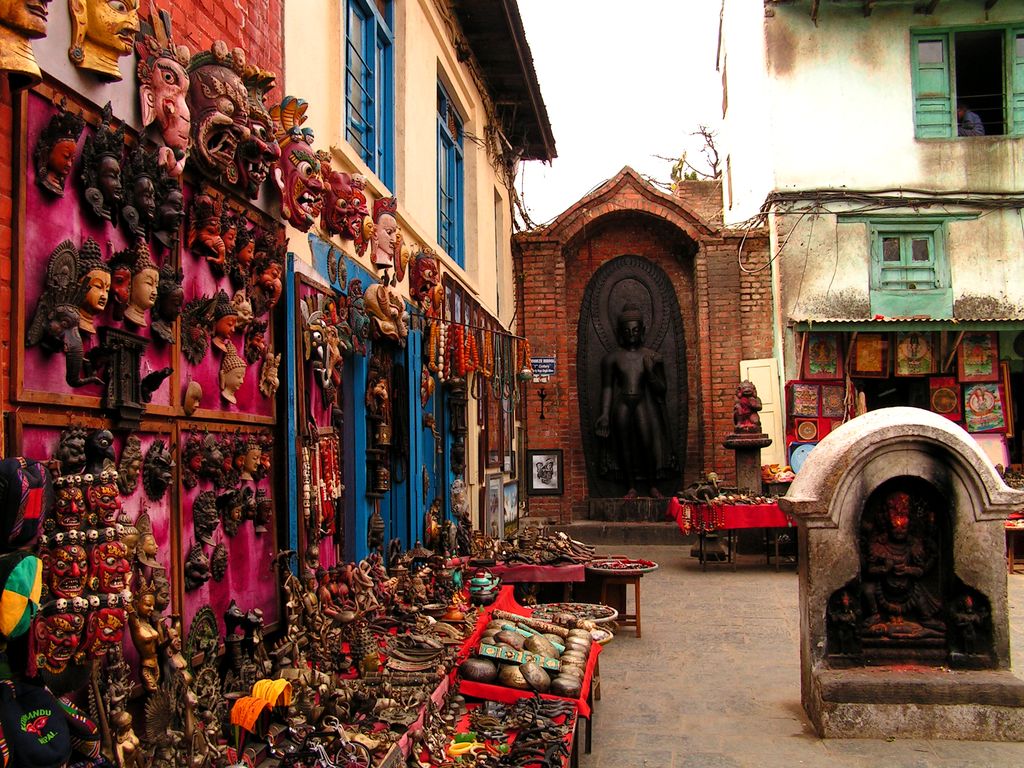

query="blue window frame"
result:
[437,82,464,267]
[345,0,393,187]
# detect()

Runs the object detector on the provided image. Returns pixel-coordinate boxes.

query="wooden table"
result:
[668,498,796,570]
[1006,522,1024,574]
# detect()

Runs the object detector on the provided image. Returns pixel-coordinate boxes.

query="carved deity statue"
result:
[67,0,140,81]
[860,490,945,640]
[595,303,673,498]
[0,0,52,88]
[732,380,764,434]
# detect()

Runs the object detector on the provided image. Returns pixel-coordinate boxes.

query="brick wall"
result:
[140,0,284,87]
[515,169,769,522]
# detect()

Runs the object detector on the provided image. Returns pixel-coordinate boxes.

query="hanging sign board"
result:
[531,356,556,383]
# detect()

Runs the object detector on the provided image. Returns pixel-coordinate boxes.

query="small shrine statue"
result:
[0,0,52,87]
[33,98,86,195]
[113,710,144,768]
[68,0,140,81]
[860,490,945,639]
[259,348,281,398]
[81,102,125,220]
[135,12,191,176]
[733,380,763,434]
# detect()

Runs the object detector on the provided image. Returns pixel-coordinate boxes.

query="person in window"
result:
[957,103,985,137]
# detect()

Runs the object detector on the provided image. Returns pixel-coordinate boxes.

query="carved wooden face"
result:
[90,538,130,593]
[84,0,139,56]
[47,542,88,598]
[187,62,249,181]
[156,185,184,233]
[130,266,159,312]
[320,167,354,236]
[274,141,324,231]
[80,268,111,315]
[82,606,126,657]
[0,0,51,37]
[86,479,120,525]
[34,608,84,674]
[96,154,123,210]
[410,253,439,304]
[44,138,77,191]
[236,102,280,199]
[371,212,398,269]
[55,485,85,530]
[129,174,156,224]
[140,52,190,153]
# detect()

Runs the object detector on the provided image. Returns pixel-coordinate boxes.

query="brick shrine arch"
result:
[514,167,771,522]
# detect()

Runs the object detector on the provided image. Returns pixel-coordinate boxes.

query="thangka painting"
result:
[964,382,1006,433]
[803,333,843,380]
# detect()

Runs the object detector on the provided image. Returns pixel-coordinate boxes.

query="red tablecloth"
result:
[668,498,793,534]
[457,586,600,719]
[488,562,586,583]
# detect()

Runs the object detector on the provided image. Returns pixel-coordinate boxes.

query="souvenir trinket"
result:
[410,248,440,309]
[68,0,140,80]
[75,237,110,334]
[189,192,226,271]
[55,427,88,474]
[150,264,184,345]
[230,290,253,331]
[219,341,247,404]
[317,152,369,241]
[135,12,191,176]
[210,542,227,582]
[120,145,160,238]
[79,598,127,659]
[183,541,211,591]
[142,438,174,501]
[153,171,185,254]
[26,240,104,387]
[211,289,238,353]
[180,293,216,365]
[270,96,324,231]
[34,97,85,196]
[187,41,249,183]
[244,317,268,364]
[0,0,52,88]
[369,196,400,272]
[217,489,243,537]
[32,598,87,675]
[52,476,86,531]
[229,227,255,288]
[116,434,143,495]
[192,490,219,545]
[128,583,165,692]
[183,379,202,415]
[250,242,284,314]
[81,102,125,220]
[122,243,159,327]
[83,427,115,475]
[91,531,131,594]
[239,68,281,199]
[363,279,408,344]
[42,531,88,599]
[259,347,281,398]
[86,472,121,527]
[254,488,272,533]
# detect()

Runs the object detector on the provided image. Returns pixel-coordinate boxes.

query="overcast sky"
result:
[515,1,725,227]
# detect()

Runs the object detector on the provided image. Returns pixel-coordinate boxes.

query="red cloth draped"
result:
[488,563,586,583]
[668,498,793,533]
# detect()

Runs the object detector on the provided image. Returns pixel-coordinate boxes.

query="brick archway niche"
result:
[781,407,1024,740]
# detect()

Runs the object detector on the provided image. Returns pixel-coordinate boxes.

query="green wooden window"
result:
[911,25,1024,139]
[869,221,952,318]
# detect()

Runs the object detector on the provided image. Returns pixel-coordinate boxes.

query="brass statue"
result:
[67,0,140,80]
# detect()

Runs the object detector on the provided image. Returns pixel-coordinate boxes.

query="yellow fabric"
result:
[250,678,292,707]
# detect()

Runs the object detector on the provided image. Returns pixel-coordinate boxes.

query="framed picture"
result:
[820,384,846,419]
[850,333,889,378]
[964,382,1006,433]
[795,419,819,442]
[803,333,843,380]
[485,388,502,468]
[929,376,962,422]
[789,382,820,418]
[895,331,936,376]
[503,481,519,537]
[958,332,1000,383]
[526,449,563,495]
[1002,361,1015,438]
[484,475,504,538]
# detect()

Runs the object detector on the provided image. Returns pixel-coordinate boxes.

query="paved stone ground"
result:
[583,545,1024,767]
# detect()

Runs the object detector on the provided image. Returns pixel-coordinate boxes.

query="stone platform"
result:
[586,497,670,522]
[812,667,1024,740]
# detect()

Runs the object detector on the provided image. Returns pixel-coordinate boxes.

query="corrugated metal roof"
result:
[791,316,1024,331]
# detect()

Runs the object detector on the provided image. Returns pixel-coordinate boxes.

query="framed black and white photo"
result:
[526,449,563,495]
